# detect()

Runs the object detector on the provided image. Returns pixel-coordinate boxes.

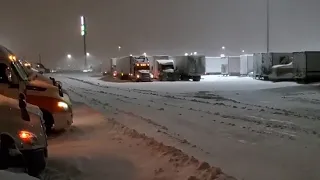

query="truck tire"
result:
[181,75,189,81]
[24,149,46,177]
[41,109,54,134]
[192,76,201,81]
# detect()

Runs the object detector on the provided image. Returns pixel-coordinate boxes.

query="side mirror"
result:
[49,77,57,86]
[58,84,63,97]
[18,93,30,122]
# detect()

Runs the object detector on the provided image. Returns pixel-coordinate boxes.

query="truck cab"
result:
[0,45,72,133]
[0,93,47,176]
[133,62,151,82]
[116,56,152,82]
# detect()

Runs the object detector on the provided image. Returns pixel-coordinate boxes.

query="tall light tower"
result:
[81,16,88,69]
[266,0,270,53]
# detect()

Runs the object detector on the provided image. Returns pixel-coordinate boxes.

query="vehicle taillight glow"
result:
[18,130,37,144]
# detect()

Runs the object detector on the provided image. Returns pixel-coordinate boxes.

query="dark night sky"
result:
[1,0,320,68]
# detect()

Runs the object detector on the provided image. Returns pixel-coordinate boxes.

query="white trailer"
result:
[227,56,241,76]
[293,51,320,83]
[240,54,254,76]
[205,57,228,75]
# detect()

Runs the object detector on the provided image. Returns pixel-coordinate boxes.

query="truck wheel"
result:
[181,75,189,81]
[23,149,46,177]
[192,76,201,81]
[41,109,54,134]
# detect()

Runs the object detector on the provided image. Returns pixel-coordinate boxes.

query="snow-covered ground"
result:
[45,103,228,180]
[50,73,320,180]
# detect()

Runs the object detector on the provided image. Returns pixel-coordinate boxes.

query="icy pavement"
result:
[50,73,320,180]
[44,102,231,180]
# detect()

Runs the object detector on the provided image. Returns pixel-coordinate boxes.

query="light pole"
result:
[81,16,88,69]
[266,0,270,53]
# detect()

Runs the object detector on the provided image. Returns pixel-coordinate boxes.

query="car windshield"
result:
[11,61,28,81]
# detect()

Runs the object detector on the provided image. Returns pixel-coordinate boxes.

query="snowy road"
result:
[52,73,320,180]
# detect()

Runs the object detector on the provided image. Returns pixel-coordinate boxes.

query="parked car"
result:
[0,93,47,177]
[0,45,73,133]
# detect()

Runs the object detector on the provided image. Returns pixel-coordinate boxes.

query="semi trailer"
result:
[172,55,205,81]
[205,57,227,75]
[293,51,320,83]
[240,54,254,76]
[253,53,292,80]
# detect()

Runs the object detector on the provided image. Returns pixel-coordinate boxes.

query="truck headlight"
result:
[57,101,69,110]
[137,74,140,78]
[150,73,154,78]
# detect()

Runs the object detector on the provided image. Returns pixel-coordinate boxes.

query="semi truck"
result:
[157,59,177,81]
[172,55,205,81]
[149,55,171,79]
[115,56,151,82]
[293,51,320,83]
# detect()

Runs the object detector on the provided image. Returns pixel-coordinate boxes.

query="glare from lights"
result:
[80,16,84,25]
[143,52,147,56]
[184,53,188,56]
[194,52,197,55]
[67,54,72,59]
[242,50,245,53]
[220,54,226,58]
[118,46,121,50]
[86,52,90,56]
[190,53,193,55]
[130,54,133,56]
[222,46,225,50]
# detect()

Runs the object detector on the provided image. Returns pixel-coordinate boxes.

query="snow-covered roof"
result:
[156,59,174,65]
[0,94,40,114]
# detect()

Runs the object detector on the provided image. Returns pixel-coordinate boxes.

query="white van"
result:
[0,45,73,132]
[0,93,47,176]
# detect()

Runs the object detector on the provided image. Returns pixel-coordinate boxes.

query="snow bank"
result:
[107,118,236,180]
